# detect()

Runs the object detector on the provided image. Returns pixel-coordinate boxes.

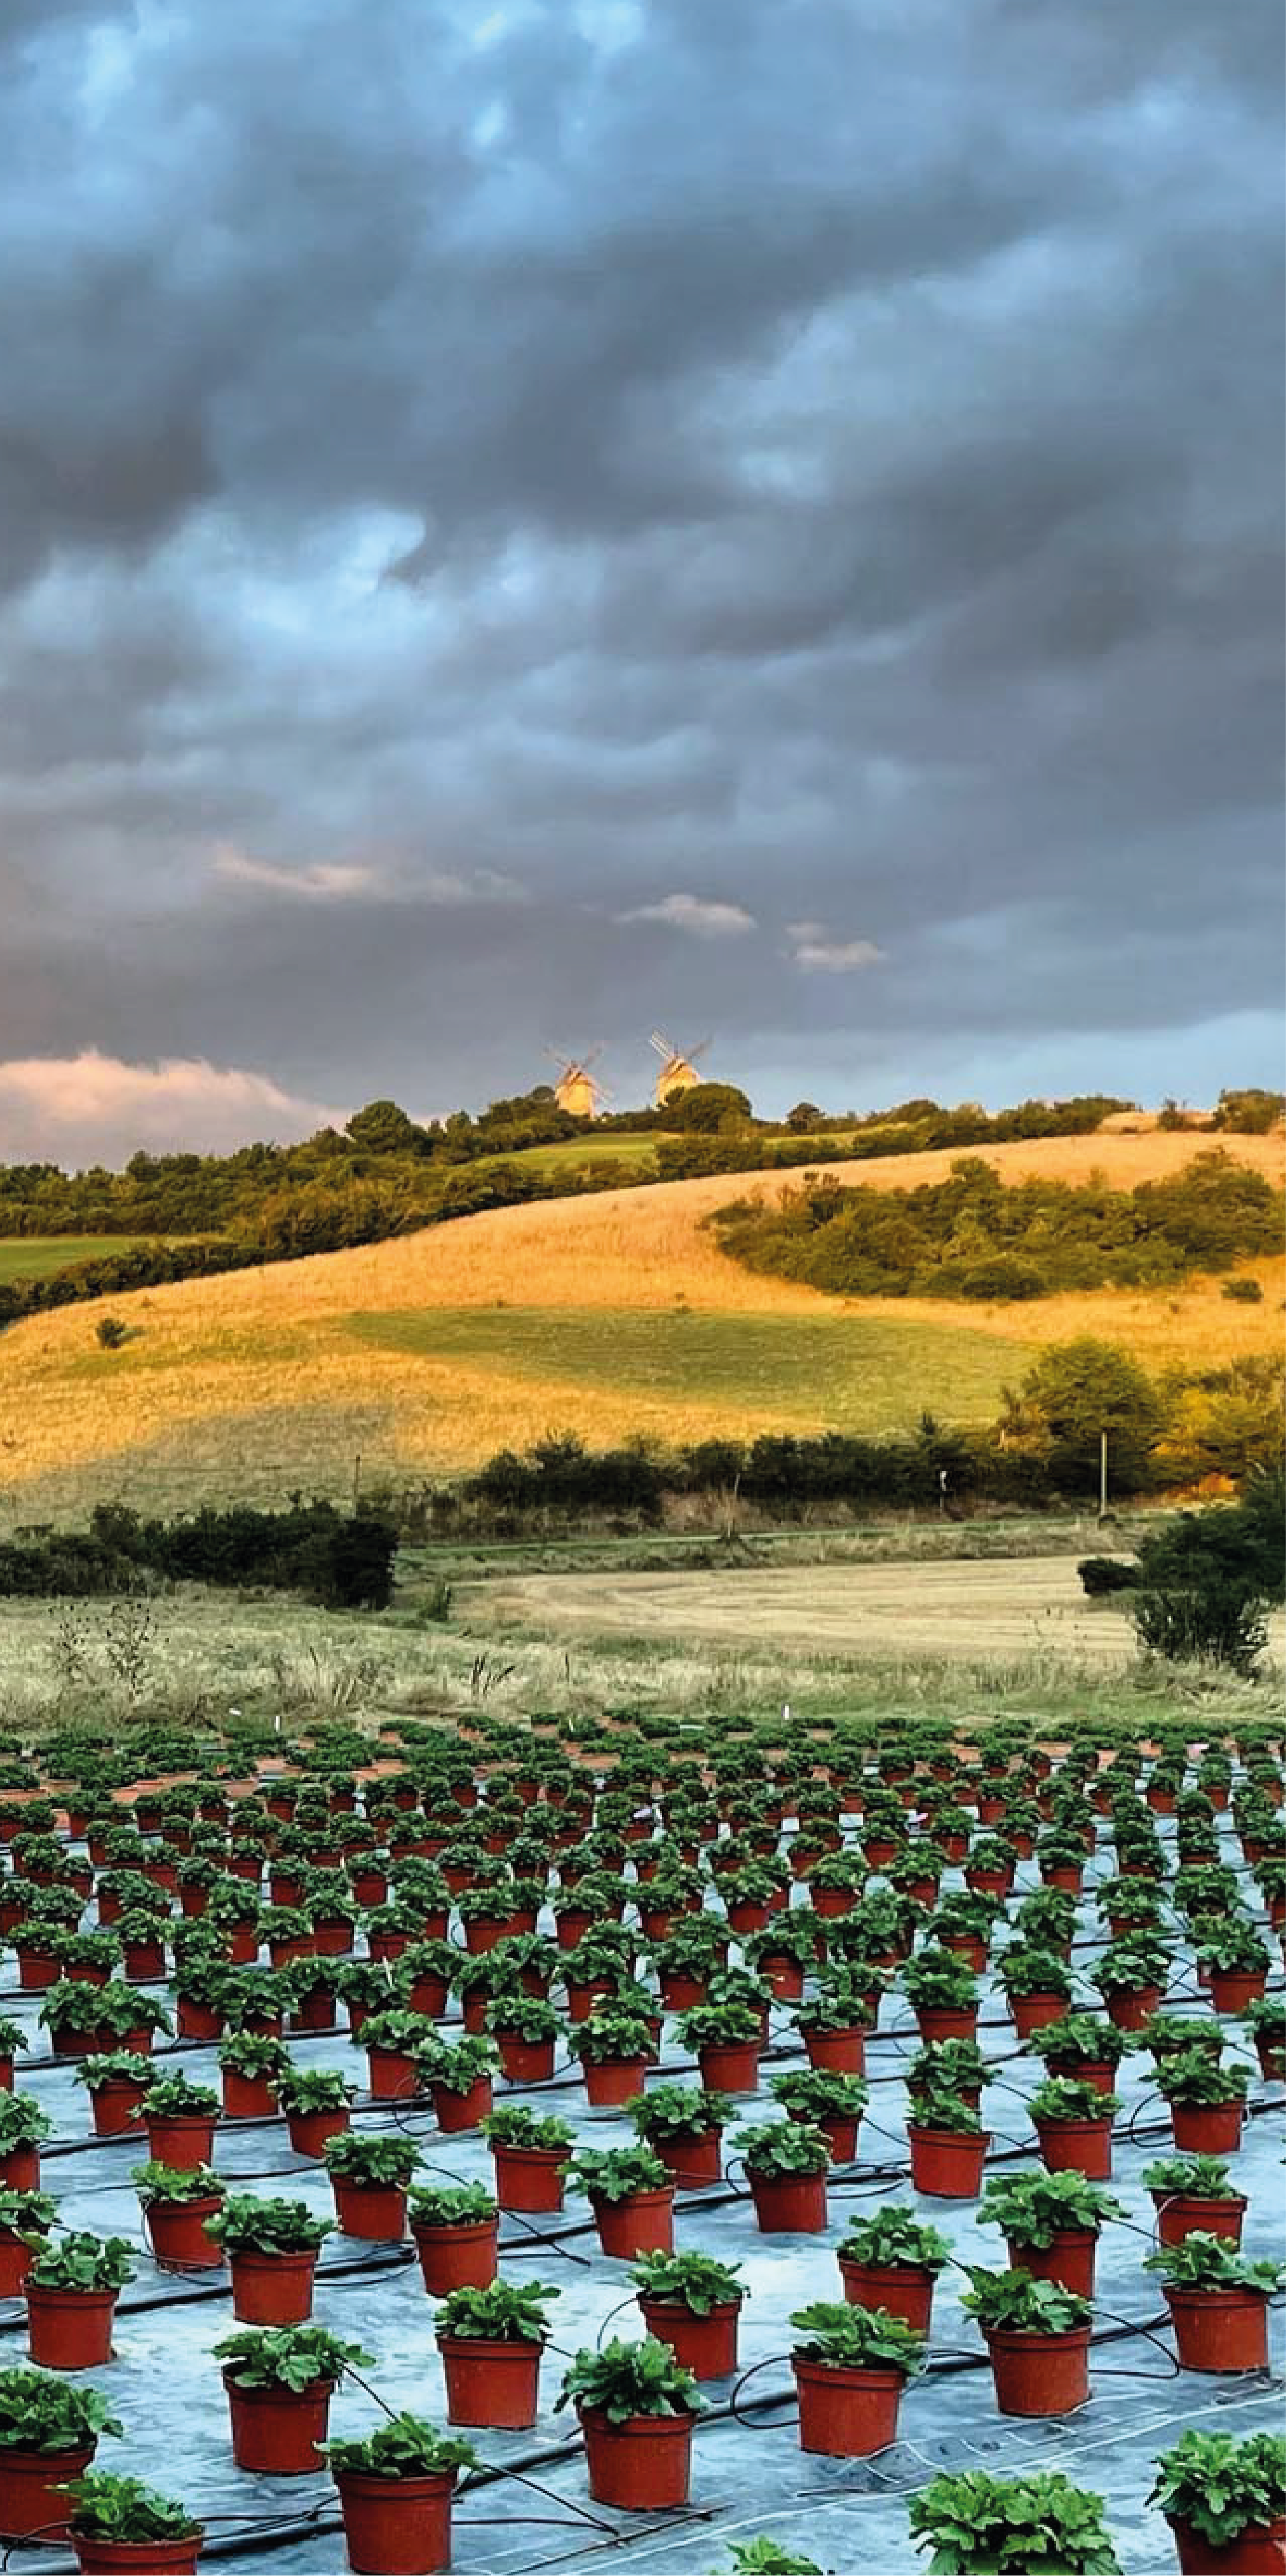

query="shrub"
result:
[556,2336,702,2421]
[434,2282,558,2344]
[788,2299,924,2376]
[94,1319,129,1352]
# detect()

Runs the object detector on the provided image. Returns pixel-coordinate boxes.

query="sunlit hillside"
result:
[2,1129,1281,1521]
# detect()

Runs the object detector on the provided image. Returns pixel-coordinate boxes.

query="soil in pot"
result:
[1165,2286,1270,2373]
[27,2284,118,2368]
[792,2356,906,2456]
[225,2370,336,2474]
[637,2293,741,2379]
[592,2187,674,2258]
[438,2335,542,2429]
[334,2465,455,2576]
[838,2258,935,2332]
[230,2246,318,2325]
[578,2406,694,2508]
[986,2324,1091,2416]
[412,2217,497,2296]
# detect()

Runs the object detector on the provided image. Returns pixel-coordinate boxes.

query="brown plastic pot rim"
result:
[575,2404,695,2434]
[790,2355,909,2387]
[333,2467,457,2497]
[435,2334,545,2356]
[222,2367,338,2399]
[638,2293,743,2319]
[983,2325,1093,2352]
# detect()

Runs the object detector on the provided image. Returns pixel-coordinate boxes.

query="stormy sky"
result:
[0,0,1281,1162]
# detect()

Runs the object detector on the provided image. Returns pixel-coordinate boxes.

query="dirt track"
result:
[468,1554,1287,1670]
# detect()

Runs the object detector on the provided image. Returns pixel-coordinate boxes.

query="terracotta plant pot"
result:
[578,2405,694,2507]
[492,2143,565,2214]
[144,2194,224,2270]
[438,2335,542,2429]
[1209,1970,1267,2016]
[332,2179,407,2243]
[367,2049,421,2103]
[907,2123,988,2199]
[176,1998,223,2044]
[0,2146,40,2195]
[792,2355,906,2456]
[1168,2514,1286,2574]
[1005,2230,1097,2299]
[591,2187,674,2258]
[1153,2190,1246,2250]
[0,2439,96,2539]
[287,2106,350,2161]
[654,2129,723,2191]
[1012,1994,1071,2039]
[1255,2038,1286,2082]
[915,2005,979,2044]
[838,2257,935,2332]
[986,2325,1091,2416]
[1075,2063,1119,2099]
[696,2039,760,2095]
[230,2246,318,2325]
[495,2034,556,2085]
[431,2078,493,2134]
[1035,2115,1113,2181]
[804,2028,866,2076]
[224,2369,336,2474]
[412,2216,497,2296]
[222,2069,277,2121]
[333,2465,456,2576]
[1164,2286,1270,2374]
[0,2228,40,2300]
[71,2532,203,2576]
[637,2293,741,2379]
[747,2170,827,2234]
[581,2059,649,2110]
[91,2075,148,2137]
[1172,2100,1246,2155]
[1105,1985,1162,2033]
[27,2283,118,2369]
[143,2112,217,2172]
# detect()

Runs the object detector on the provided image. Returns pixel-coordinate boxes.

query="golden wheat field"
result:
[1,1129,1281,1520]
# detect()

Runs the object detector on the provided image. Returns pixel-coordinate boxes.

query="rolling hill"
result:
[2,1129,1281,1521]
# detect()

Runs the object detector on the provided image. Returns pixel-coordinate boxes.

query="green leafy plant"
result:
[626,2084,732,2141]
[213,2325,372,2390]
[205,2195,334,2254]
[1030,2077,1121,2124]
[1024,2015,1127,2070]
[629,2251,745,2315]
[1156,2049,1250,2106]
[416,2035,498,2092]
[1195,1920,1271,1975]
[354,2009,438,2058]
[978,2173,1123,2248]
[994,1946,1073,2001]
[909,2469,1123,2575]
[788,2298,925,2376]
[1144,2235,1284,2294]
[1142,2013,1224,2061]
[60,2473,201,2544]
[565,2146,669,2204]
[732,2121,830,2178]
[217,2031,290,2079]
[769,2069,866,2120]
[1147,2430,1285,2549]
[1142,2153,1241,2201]
[275,2068,355,2113]
[26,2233,134,2293]
[434,2280,558,2344]
[324,2412,477,2481]
[479,2105,573,2151]
[0,2096,54,2151]
[903,1949,978,2010]
[0,2366,122,2453]
[130,2162,223,2207]
[0,2190,57,2239]
[322,2133,422,2186]
[703,2545,824,2576]
[139,2073,220,2118]
[556,2335,702,2422]
[408,2182,496,2227]
[836,2208,951,2273]
[39,1983,170,2040]
[961,2270,1093,2337]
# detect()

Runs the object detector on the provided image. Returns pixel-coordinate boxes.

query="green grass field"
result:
[346,1302,1028,1429]
[0,1235,174,1286]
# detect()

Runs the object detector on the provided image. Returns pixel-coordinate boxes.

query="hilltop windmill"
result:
[650,1031,710,1108]
[545,1046,612,1120]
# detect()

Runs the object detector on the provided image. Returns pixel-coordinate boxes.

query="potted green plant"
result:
[994,1946,1074,2038]
[908,2468,1123,2576]
[217,2030,289,2120]
[1091,1937,1168,2032]
[1195,1920,1271,2016]
[276,2066,354,2160]
[350,2008,433,2103]
[24,2234,134,2371]
[556,2337,702,2508]
[75,2051,151,2141]
[61,2472,203,2576]
[39,1982,169,2062]
[629,2251,746,2378]
[0,2095,53,2195]
[1143,2154,1247,2250]
[1030,2076,1120,2181]
[961,2268,1094,2417]
[214,2324,371,2476]
[0,2192,57,2302]
[625,2083,732,2190]
[565,2146,675,2258]
[479,2104,574,2214]
[0,2370,122,2541]
[732,2122,830,2234]
[566,2004,657,2108]
[139,2073,220,2172]
[1024,2014,1127,2096]
[835,2208,950,2333]
[1147,2430,1285,2575]
[788,2298,924,2457]
[906,2086,989,2200]
[1157,2050,1250,2155]
[407,2181,498,2297]
[1143,2014,1227,2066]
[416,2035,497,2133]
[434,2279,559,2430]
[132,2163,225,2271]
[978,2172,1123,2299]
[769,2068,867,2165]
[904,1948,980,2043]
[204,2194,334,2325]
[0,2016,28,2095]
[484,1993,562,2086]
[325,2413,477,2576]
[1145,2237,1284,2374]
[1243,1996,1286,2082]
[795,1981,875,2074]
[322,2132,422,2242]
[676,2000,762,2096]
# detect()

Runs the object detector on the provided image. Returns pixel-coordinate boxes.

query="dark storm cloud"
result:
[0,0,1280,1158]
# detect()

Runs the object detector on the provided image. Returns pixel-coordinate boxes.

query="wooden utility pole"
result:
[1099,1431,1109,1518]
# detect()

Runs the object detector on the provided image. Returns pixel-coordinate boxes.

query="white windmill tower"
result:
[650,1031,710,1109]
[545,1046,612,1120]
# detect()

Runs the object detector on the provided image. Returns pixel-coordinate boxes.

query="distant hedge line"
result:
[0,1503,396,1609]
